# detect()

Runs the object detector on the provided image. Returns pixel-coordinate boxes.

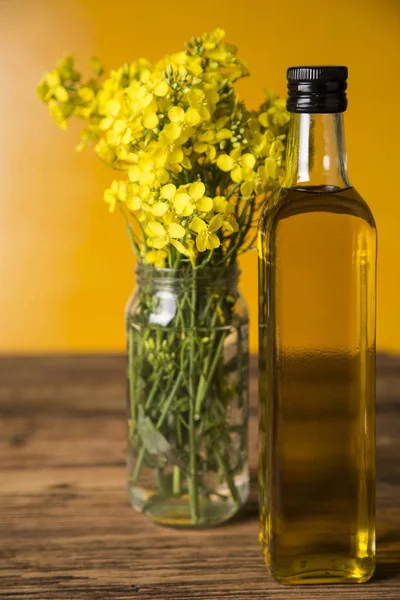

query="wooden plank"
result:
[0,355,399,599]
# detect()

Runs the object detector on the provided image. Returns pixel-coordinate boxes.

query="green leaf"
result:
[138,407,171,456]
[137,406,190,473]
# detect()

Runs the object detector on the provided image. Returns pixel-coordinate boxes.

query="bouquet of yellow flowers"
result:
[38,29,289,527]
[38,28,288,268]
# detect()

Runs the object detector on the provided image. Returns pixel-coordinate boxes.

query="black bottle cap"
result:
[286,66,348,114]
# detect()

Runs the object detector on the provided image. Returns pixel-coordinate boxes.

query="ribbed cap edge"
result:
[287,66,348,82]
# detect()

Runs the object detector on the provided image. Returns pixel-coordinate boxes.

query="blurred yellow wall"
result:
[1,0,399,353]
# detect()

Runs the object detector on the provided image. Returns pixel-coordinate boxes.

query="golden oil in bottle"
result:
[258,67,377,585]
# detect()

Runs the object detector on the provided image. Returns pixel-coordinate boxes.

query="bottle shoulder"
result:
[259,185,376,232]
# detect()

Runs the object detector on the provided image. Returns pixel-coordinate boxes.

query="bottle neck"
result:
[283,112,350,189]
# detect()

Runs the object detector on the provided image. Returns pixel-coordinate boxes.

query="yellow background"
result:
[1,0,399,353]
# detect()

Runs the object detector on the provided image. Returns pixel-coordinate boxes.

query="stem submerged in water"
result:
[127,265,248,526]
[188,270,200,524]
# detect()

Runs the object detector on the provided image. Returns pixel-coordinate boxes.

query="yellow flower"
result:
[270,138,285,160]
[145,249,168,267]
[127,183,154,211]
[193,119,232,162]
[145,220,186,250]
[104,180,127,212]
[193,130,216,160]
[129,162,154,186]
[260,99,290,129]
[152,80,169,97]
[38,30,289,267]
[158,182,212,217]
[152,141,187,174]
[202,28,226,49]
[37,57,80,106]
[258,139,285,183]
[128,155,169,187]
[186,88,216,125]
[217,151,256,184]
[191,214,223,252]
[173,192,194,216]
[212,195,234,215]
[240,165,267,197]
[143,111,159,129]
[47,100,68,129]
[189,181,213,212]
[169,181,212,216]
[160,183,176,200]
[185,55,203,77]
[210,197,238,232]
[151,202,169,217]
[264,157,278,180]
[222,212,239,233]
[168,106,185,123]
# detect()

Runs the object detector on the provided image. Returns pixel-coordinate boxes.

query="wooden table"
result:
[1,355,400,599]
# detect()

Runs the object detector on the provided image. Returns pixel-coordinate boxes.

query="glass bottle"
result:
[126,264,249,528]
[258,66,377,584]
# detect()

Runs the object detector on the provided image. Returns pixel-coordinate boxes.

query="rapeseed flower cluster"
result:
[38,29,289,268]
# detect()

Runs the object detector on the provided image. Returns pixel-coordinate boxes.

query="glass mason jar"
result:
[125,263,249,528]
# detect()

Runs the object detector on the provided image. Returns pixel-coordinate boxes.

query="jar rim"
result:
[135,261,240,286]
[135,261,240,277]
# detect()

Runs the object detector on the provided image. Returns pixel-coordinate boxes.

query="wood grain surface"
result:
[1,354,399,599]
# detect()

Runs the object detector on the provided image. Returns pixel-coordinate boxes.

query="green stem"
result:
[188,272,200,524]
[131,446,145,484]
[195,330,227,417]
[119,207,140,256]
[131,371,184,486]
[128,326,136,420]
[173,416,183,496]
[214,448,240,508]
[145,371,164,410]
[130,262,246,522]
[214,446,241,509]
[173,466,181,496]
[194,292,227,417]
[235,325,247,467]
[128,320,147,486]
[237,325,244,410]
[199,292,216,327]
[225,182,240,201]
[156,372,184,428]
